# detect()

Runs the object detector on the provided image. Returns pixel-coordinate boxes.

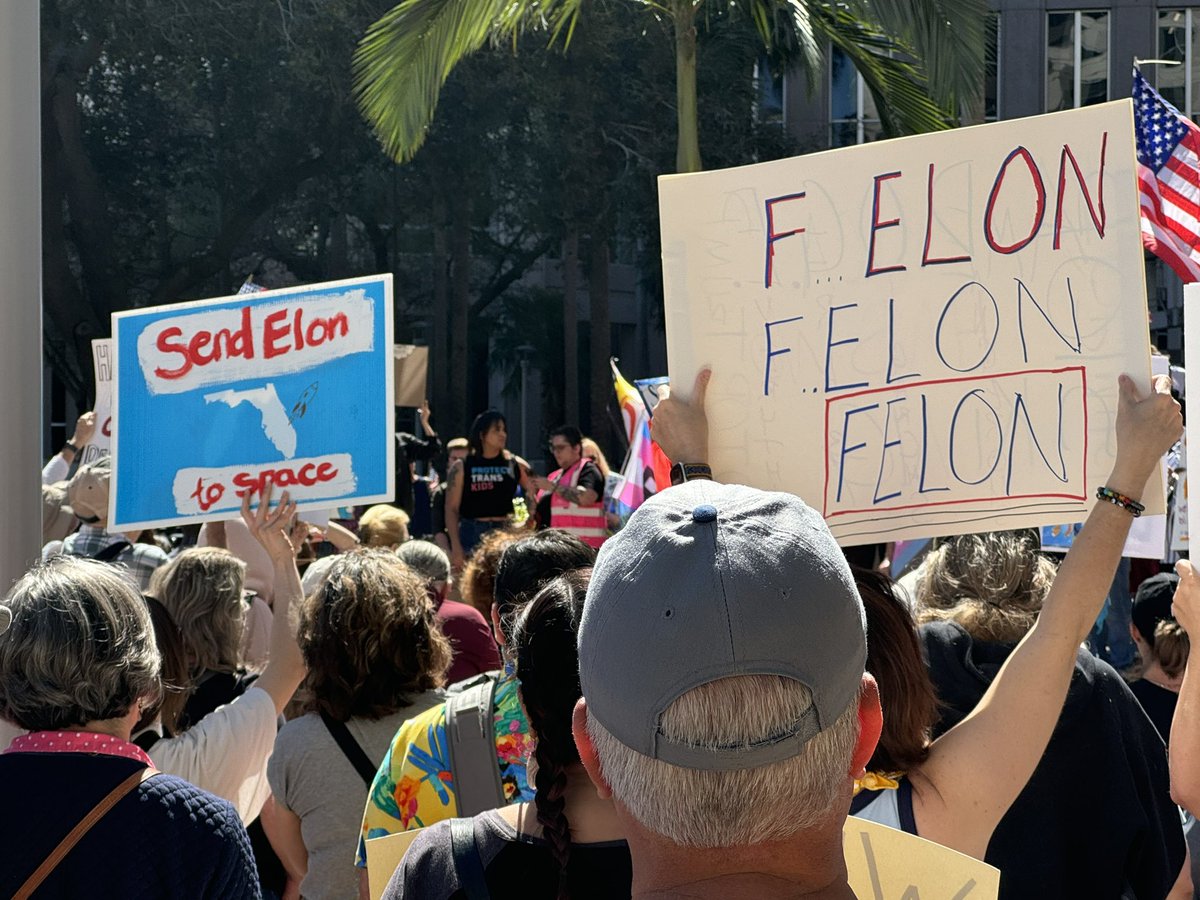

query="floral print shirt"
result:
[355,674,533,867]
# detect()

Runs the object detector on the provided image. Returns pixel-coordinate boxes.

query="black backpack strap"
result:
[445,677,506,816]
[319,712,377,786]
[92,540,132,562]
[449,817,490,900]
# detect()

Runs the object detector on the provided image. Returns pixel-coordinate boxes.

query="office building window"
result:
[1158,9,1200,119]
[829,48,882,147]
[755,55,785,126]
[1046,11,1109,111]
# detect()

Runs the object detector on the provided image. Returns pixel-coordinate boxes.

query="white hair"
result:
[587,674,860,847]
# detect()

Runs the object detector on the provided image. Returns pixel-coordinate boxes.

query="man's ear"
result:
[851,673,883,779]
[572,698,612,799]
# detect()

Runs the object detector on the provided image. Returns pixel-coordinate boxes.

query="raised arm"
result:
[445,458,465,572]
[241,484,306,716]
[1171,559,1200,815]
[914,374,1182,858]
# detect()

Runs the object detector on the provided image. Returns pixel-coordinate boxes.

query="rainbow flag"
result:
[604,360,672,532]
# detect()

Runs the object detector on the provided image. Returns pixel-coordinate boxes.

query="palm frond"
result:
[353,0,584,163]
[814,6,950,137]
[837,0,987,117]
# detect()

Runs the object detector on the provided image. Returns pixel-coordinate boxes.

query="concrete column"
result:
[0,1,44,590]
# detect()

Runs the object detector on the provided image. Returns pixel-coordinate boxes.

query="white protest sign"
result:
[1040,354,1171,558]
[1185,285,1200,551]
[79,338,113,466]
[661,101,1159,545]
[111,275,394,530]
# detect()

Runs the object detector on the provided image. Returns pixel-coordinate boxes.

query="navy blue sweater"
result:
[0,752,260,899]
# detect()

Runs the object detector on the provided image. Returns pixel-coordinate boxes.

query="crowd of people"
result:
[2,371,1199,899]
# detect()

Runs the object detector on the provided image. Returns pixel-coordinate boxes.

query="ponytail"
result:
[1154,618,1191,679]
[512,569,591,900]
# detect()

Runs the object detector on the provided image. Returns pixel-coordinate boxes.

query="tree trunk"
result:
[431,196,450,423]
[449,193,472,434]
[562,229,580,426]
[587,233,612,453]
[672,1,702,173]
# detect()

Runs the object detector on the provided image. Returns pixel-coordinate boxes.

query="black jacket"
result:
[921,620,1184,900]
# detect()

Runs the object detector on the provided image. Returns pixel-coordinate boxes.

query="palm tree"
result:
[353,0,987,174]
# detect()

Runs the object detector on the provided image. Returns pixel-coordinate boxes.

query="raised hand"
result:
[240,482,298,563]
[1111,373,1182,497]
[650,368,711,464]
[1174,560,1200,637]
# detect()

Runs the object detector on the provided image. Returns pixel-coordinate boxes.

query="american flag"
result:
[1135,67,1200,282]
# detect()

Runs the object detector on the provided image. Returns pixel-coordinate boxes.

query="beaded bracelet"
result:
[1096,486,1145,517]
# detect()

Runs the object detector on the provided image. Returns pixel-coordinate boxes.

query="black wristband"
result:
[63,441,79,455]
[670,462,713,486]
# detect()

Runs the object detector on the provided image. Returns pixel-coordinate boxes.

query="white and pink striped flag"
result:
[1135,66,1200,282]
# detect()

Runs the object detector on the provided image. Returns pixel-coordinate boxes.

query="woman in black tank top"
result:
[445,410,535,571]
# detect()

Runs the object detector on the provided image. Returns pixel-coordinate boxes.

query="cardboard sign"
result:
[79,338,113,466]
[364,817,999,900]
[393,344,429,408]
[660,101,1160,545]
[1039,354,1171,558]
[110,275,394,529]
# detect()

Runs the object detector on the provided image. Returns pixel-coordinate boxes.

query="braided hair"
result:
[511,569,590,900]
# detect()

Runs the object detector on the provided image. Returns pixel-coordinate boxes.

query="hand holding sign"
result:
[72,411,97,448]
[651,368,711,464]
[1111,374,1182,499]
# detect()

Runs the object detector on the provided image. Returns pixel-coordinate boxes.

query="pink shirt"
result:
[6,730,154,766]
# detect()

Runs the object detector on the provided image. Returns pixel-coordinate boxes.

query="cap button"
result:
[692,504,717,523]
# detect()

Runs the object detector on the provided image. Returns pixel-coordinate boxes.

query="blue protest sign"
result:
[110,275,394,529]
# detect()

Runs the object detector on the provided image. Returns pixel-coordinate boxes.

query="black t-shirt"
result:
[458,455,520,519]
[536,459,605,529]
[1130,678,1179,745]
[387,809,632,900]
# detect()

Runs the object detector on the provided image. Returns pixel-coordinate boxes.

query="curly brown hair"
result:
[300,549,452,722]
[460,527,526,617]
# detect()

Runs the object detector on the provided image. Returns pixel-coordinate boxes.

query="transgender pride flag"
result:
[603,360,671,533]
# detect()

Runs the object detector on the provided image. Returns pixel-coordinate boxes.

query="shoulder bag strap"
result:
[319,712,378,786]
[92,540,132,562]
[445,678,506,816]
[15,767,159,900]
[449,817,491,900]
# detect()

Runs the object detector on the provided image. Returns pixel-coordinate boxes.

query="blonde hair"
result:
[0,557,161,731]
[358,504,410,548]
[918,531,1057,642]
[581,437,611,479]
[588,675,860,847]
[157,547,247,676]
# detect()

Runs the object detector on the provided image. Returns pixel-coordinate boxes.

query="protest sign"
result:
[110,275,394,529]
[660,101,1159,545]
[79,338,113,466]
[1040,354,1171,558]
[364,817,999,900]
[393,344,429,408]
[1187,285,1200,551]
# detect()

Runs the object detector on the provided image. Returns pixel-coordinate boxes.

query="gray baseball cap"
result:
[578,480,866,771]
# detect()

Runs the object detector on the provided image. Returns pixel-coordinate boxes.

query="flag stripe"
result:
[1135,66,1200,283]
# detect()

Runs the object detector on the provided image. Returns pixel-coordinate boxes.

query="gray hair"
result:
[156,547,247,675]
[0,556,161,731]
[396,540,451,586]
[587,674,860,847]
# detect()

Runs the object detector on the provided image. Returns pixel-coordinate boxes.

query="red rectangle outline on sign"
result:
[821,365,1089,519]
